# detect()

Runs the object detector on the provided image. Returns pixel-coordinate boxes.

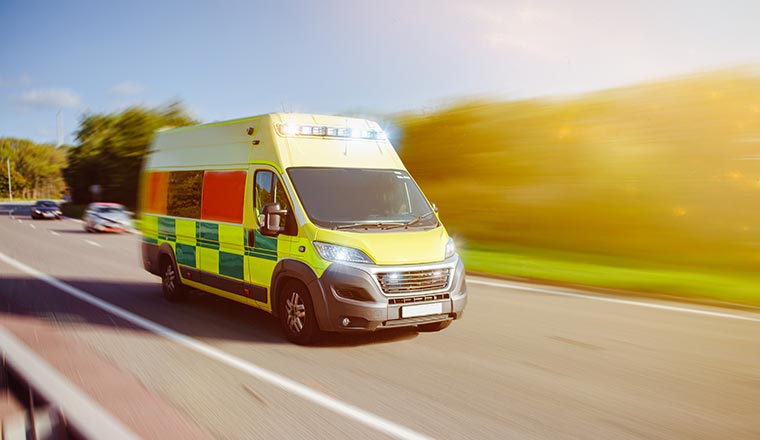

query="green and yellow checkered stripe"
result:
[142,215,277,282]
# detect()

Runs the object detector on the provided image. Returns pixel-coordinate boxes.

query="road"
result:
[0,210,759,439]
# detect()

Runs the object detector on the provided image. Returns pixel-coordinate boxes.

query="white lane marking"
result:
[50,231,60,236]
[17,219,22,223]
[85,240,102,248]
[468,278,760,323]
[29,223,35,229]
[0,251,434,440]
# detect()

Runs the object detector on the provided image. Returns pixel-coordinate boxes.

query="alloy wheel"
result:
[285,291,306,333]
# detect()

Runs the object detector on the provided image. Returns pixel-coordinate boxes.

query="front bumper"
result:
[309,255,467,332]
[92,220,130,232]
[32,211,61,219]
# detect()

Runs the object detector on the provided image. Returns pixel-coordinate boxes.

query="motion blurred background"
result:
[2,0,760,305]
[400,71,760,304]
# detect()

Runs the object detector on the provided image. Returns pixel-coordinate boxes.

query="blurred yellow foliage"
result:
[397,68,760,272]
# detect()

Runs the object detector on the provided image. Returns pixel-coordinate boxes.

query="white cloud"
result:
[15,88,82,109]
[110,81,145,96]
[457,3,561,59]
[487,33,535,51]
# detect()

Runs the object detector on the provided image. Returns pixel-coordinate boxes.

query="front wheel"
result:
[278,281,321,345]
[417,320,452,332]
[161,257,187,302]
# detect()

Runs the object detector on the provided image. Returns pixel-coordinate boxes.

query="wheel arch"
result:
[158,243,177,270]
[270,259,329,329]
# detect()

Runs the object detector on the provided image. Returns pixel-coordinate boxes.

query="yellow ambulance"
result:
[139,113,467,344]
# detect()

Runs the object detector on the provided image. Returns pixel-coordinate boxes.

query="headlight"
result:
[445,237,456,259]
[313,242,373,264]
[33,209,40,214]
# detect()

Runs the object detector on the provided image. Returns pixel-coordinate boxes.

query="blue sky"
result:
[2,0,759,145]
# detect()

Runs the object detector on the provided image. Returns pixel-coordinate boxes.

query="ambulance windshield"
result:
[287,168,438,230]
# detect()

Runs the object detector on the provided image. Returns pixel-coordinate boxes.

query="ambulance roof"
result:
[145,113,404,172]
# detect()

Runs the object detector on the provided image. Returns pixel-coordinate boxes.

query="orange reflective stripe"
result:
[145,172,169,214]
[201,170,246,223]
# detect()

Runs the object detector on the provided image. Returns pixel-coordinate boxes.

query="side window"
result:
[167,170,203,218]
[254,170,293,232]
[254,171,274,224]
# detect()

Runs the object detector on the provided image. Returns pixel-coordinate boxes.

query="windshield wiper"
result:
[334,222,407,230]
[384,211,436,230]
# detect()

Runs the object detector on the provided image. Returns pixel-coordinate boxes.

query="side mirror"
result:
[431,202,439,213]
[260,203,287,237]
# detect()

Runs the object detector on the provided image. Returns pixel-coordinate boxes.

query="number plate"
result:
[43,212,54,217]
[401,302,443,318]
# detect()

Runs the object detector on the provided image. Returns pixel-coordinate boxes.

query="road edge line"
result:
[468,277,760,322]
[0,250,434,440]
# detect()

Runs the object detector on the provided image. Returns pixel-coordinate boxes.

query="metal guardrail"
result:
[0,327,139,440]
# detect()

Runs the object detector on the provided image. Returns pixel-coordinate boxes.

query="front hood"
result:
[313,226,449,265]
[94,213,131,224]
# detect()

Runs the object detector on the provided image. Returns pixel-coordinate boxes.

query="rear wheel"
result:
[417,320,452,332]
[278,281,321,345]
[161,256,187,302]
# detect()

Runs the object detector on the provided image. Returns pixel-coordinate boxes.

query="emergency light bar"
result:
[276,123,386,140]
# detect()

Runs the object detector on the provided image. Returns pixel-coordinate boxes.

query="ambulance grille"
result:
[376,269,451,295]
[388,293,450,305]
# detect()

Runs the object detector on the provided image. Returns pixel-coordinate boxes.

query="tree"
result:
[0,138,67,199]
[65,103,198,207]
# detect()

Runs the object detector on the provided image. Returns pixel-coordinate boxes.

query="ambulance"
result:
[139,113,467,344]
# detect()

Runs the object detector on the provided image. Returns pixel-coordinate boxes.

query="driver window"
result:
[254,170,292,231]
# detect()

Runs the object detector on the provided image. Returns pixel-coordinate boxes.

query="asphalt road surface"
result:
[0,209,759,439]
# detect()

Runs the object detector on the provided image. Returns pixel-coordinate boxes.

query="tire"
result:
[417,320,452,332]
[160,256,187,302]
[278,281,321,345]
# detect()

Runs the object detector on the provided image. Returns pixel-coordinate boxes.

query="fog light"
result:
[342,317,351,327]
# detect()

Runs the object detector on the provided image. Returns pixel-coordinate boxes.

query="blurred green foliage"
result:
[60,203,86,219]
[65,103,197,207]
[397,69,760,293]
[0,138,67,199]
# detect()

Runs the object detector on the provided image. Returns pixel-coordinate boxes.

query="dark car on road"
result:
[31,200,62,220]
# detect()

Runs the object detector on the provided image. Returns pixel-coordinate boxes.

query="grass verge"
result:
[459,245,760,307]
